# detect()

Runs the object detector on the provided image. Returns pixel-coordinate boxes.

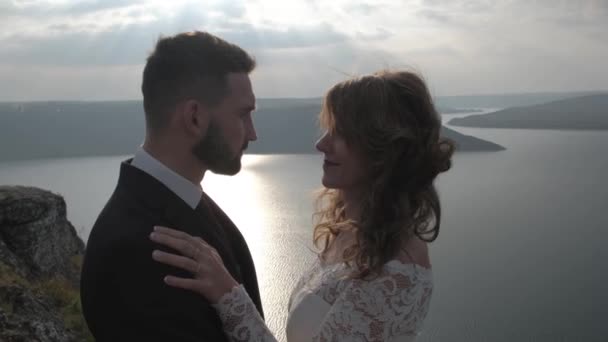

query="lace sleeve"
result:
[312,268,433,342]
[212,285,277,342]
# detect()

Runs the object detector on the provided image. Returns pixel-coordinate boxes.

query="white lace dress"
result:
[212,259,433,342]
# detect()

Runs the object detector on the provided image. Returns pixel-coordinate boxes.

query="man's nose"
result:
[247,120,258,141]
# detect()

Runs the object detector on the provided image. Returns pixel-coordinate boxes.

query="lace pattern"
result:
[311,261,432,341]
[213,285,276,342]
[213,260,433,342]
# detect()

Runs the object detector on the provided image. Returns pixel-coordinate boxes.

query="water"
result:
[1,119,607,341]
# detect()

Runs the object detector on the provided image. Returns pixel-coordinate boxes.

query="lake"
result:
[1,116,607,341]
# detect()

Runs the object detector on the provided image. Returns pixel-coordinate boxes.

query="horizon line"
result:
[1,89,607,104]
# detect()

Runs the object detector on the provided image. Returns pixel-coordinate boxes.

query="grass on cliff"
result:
[0,261,28,314]
[0,257,94,342]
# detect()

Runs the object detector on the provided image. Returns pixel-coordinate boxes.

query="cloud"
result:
[0,23,350,66]
[0,1,353,67]
[421,0,608,29]
[1,0,140,18]
[63,0,146,14]
[0,0,607,100]
[343,3,379,16]
[250,41,404,97]
[355,27,393,41]
[218,23,350,49]
[0,3,206,66]
[416,9,455,25]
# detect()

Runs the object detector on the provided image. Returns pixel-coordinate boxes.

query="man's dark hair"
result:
[141,31,255,132]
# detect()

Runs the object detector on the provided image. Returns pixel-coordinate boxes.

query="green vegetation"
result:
[0,261,28,287]
[0,258,93,342]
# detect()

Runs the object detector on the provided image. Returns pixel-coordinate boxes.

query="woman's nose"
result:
[315,132,329,152]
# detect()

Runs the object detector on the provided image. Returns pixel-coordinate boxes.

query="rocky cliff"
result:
[0,186,91,342]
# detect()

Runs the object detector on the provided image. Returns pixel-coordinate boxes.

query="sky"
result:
[0,0,607,101]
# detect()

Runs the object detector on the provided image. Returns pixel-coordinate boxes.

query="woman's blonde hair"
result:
[313,70,455,278]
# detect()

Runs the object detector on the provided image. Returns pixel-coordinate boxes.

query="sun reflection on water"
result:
[201,155,275,277]
[201,154,322,340]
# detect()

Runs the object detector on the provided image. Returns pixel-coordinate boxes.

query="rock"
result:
[0,237,29,280]
[0,186,90,342]
[0,286,73,342]
[0,186,84,283]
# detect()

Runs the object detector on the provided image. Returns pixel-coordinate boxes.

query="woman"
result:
[149,70,455,341]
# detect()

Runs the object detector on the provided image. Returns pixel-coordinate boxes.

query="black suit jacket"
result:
[80,160,263,341]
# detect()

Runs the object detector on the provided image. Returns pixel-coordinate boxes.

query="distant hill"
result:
[246,100,503,154]
[0,101,144,161]
[449,94,608,130]
[441,126,505,152]
[440,107,485,115]
[0,99,503,162]
[434,91,603,109]
[258,91,608,115]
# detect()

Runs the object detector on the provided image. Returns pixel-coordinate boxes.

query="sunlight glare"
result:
[201,155,273,273]
[244,0,319,28]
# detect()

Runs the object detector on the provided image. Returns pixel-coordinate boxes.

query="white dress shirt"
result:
[131,147,203,209]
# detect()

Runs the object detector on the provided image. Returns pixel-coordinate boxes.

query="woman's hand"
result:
[149,226,238,303]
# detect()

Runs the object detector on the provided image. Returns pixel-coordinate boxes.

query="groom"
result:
[80,31,263,341]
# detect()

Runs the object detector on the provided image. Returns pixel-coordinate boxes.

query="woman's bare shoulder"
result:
[397,237,431,269]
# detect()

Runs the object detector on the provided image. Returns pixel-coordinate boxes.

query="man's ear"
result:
[180,99,210,139]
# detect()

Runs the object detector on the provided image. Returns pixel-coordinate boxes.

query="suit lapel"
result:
[118,159,242,282]
[162,199,227,253]
[191,198,242,281]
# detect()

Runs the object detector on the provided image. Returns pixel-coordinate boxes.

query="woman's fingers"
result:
[149,226,236,301]
[149,229,238,302]
[163,275,201,292]
[152,250,199,274]
[154,226,213,248]
[151,227,215,259]
[150,231,200,259]
[193,236,214,251]
[153,226,192,239]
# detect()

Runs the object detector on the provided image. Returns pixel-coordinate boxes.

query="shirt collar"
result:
[131,147,202,209]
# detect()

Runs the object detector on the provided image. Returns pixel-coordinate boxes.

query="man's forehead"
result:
[226,73,252,92]
[226,73,255,107]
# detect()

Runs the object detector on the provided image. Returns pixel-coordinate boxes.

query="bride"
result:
[149,70,454,341]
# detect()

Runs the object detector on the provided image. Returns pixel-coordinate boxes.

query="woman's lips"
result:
[323,159,339,167]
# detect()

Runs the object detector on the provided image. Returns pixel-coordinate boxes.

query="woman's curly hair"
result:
[313,70,455,278]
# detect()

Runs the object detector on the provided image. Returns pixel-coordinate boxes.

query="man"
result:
[80,31,263,341]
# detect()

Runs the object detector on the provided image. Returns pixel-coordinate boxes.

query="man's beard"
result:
[192,121,247,176]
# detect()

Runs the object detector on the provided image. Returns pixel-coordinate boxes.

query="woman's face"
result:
[315,130,369,192]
